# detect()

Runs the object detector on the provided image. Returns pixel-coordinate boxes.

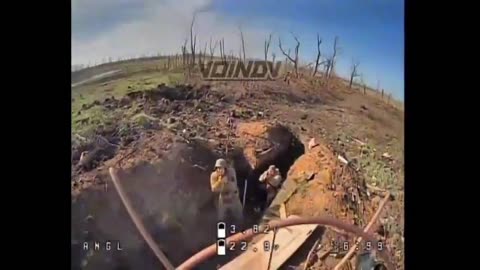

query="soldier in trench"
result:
[210,159,244,223]
[259,165,283,208]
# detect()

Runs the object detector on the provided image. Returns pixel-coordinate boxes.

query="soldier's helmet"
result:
[215,158,228,169]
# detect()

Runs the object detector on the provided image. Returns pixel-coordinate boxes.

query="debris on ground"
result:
[71,67,404,270]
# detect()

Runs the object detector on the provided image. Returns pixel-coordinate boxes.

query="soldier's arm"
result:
[210,172,223,192]
[259,171,267,182]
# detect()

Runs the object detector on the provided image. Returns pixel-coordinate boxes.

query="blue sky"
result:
[72,0,404,99]
[213,0,404,99]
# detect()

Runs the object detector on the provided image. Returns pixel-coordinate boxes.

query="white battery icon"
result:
[217,239,226,256]
[217,222,226,238]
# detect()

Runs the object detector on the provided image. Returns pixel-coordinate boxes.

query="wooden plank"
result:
[220,216,318,270]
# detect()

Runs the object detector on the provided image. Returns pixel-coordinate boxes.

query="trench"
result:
[71,127,305,270]
[231,126,305,227]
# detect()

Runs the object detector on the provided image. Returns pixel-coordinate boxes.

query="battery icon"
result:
[217,222,226,238]
[217,239,226,256]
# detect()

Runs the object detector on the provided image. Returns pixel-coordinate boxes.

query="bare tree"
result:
[360,75,367,94]
[219,38,226,63]
[264,33,272,64]
[201,42,207,65]
[328,36,340,78]
[239,26,246,63]
[312,33,326,77]
[279,33,300,78]
[190,14,197,67]
[209,37,218,61]
[272,52,276,64]
[349,60,360,88]
[284,48,291,71]
[181,38,188,67]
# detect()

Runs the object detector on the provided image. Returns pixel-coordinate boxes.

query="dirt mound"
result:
[287,142,337,185]
[286,140,369,225]
[281,139,376,269]
[71,141,227,270]
[235,122,304,172]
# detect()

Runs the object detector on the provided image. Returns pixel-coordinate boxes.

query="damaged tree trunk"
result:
[328,36,340,79]
[312,33,326,77]
[240,27,246,63]
[265,33,272,72]
[181,39,188,68]
[349,60,360,88]
[279,33,300,78]
[209,37,217,61]
[219,38,226,64]
[190,14,197,68]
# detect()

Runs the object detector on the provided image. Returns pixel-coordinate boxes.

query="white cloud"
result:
[72,0,272,65]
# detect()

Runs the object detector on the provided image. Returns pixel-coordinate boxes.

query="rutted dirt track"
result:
[71,75,404,270]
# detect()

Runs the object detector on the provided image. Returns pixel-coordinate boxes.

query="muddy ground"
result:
[71,72,404,270]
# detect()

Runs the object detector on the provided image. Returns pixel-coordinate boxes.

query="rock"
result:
[167,117,176,124]
[392,233,402,244]
[376,224,387,237]
[306,172,315,181]
[119,97,132,106]
[122,137,134,146]
[382,152,393,160]
[77,111,81,116]
[301,114,308,120]
[93,100,101,106]
[301,126,307,131]
[216,132,226,139]
[308,138,319,150]
[361,105,368,110]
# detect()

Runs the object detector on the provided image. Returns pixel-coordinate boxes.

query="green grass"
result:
[72,70,184,136]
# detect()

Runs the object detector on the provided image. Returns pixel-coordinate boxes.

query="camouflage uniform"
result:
[210,159,243,222]
[259,165,283,206]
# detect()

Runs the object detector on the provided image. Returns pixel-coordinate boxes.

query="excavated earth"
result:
[71,76,404,270]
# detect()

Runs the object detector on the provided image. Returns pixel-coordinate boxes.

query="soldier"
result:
[210,159,243,222]
[259,165,283,207]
